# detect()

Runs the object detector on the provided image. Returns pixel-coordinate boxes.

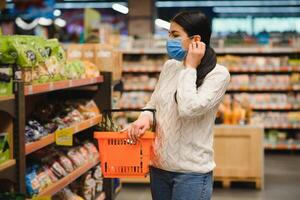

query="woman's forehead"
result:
[170,22,185,33]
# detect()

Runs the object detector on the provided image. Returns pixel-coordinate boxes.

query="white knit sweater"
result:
[141,59,230,173]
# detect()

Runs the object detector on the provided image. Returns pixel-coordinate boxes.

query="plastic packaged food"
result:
[49,159,68,178]
[36,168,52,191]
[82,172,96,200]
[83,142,99,158]
[43,165,59,183]
[0,36,17,64]
[8,36,37,67]
[54,188,84,200]
[93,165,103,192]
[67,148,85,167]
[58,153,75,173]
[26,165,40,196]
[78,146,90,161]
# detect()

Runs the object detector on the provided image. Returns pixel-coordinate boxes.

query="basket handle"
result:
[103,108,156,132]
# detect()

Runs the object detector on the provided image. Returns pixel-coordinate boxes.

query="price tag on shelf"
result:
[55,127,74,146]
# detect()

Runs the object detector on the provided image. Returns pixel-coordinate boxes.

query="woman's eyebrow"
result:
[169,30,179,34]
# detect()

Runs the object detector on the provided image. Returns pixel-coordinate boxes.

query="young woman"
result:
[126,11,230,200]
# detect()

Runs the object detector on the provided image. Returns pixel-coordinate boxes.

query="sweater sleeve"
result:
[176,66,230,118]
[139,60,171,122]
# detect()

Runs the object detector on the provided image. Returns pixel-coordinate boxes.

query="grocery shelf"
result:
[215,47,300,54]
[0,95,15,117]
[25,115,102,155]
[24,76,104,95]
[252,105,300,111]
[37,158,100,197]
[229,67,300,74]
[264,125,300,129]
[123,87,155,92]
[265,142,300,150]
[227,87,299,93]
[0,159,16,172]
[122,68,161,73]
[120,47,300,54]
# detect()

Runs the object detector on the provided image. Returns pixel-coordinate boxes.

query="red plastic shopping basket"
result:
[94,108,156,178]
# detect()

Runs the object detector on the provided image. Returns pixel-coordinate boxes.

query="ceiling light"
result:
[15,17,39,30]
[112,3,129,14]
[54,18,66,27]
[53,9,62,17]
[156,1,300,7]
[155,19,170,30]
[213,7,300,14]
[38,17,53,26]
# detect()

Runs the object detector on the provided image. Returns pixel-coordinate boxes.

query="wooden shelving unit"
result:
[0,72,116,198]
[37,158,100,197]
[25,115,102,155]
[0,159,16,172]
[24,77,104,95]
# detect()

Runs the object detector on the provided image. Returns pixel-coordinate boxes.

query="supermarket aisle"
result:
[116,154,300,200]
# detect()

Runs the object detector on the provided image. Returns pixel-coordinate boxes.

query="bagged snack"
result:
[83,142,99,159]
[83,60,100,78]
[78,146,89,161]
[67,148,85,167]
[26,165,40,196]
[62,60,86,79]
[45,39,66,65]
[36,168,52,191]
[8,36,37,67]
[0,36,17,64]
[58,153,75,173]
[82,172,96,200]
[54,188,84,200]
[49,159,68,178]
[43,165,59,183]
[93,165,103,192]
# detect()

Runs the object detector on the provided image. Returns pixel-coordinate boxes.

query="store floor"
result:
[116,154,300,200]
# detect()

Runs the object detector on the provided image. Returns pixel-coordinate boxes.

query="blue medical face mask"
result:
[166,38,187,61]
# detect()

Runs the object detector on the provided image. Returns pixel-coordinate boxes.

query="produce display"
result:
[25,99,99,143]
[0,35,101,84]
[25,141,100,197]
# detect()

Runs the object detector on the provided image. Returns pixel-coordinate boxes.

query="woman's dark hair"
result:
[172,11,217,88]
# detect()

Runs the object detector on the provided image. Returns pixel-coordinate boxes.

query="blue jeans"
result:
[150,166,213,200]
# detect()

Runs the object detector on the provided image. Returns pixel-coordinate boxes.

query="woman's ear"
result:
[194,35,201,42]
